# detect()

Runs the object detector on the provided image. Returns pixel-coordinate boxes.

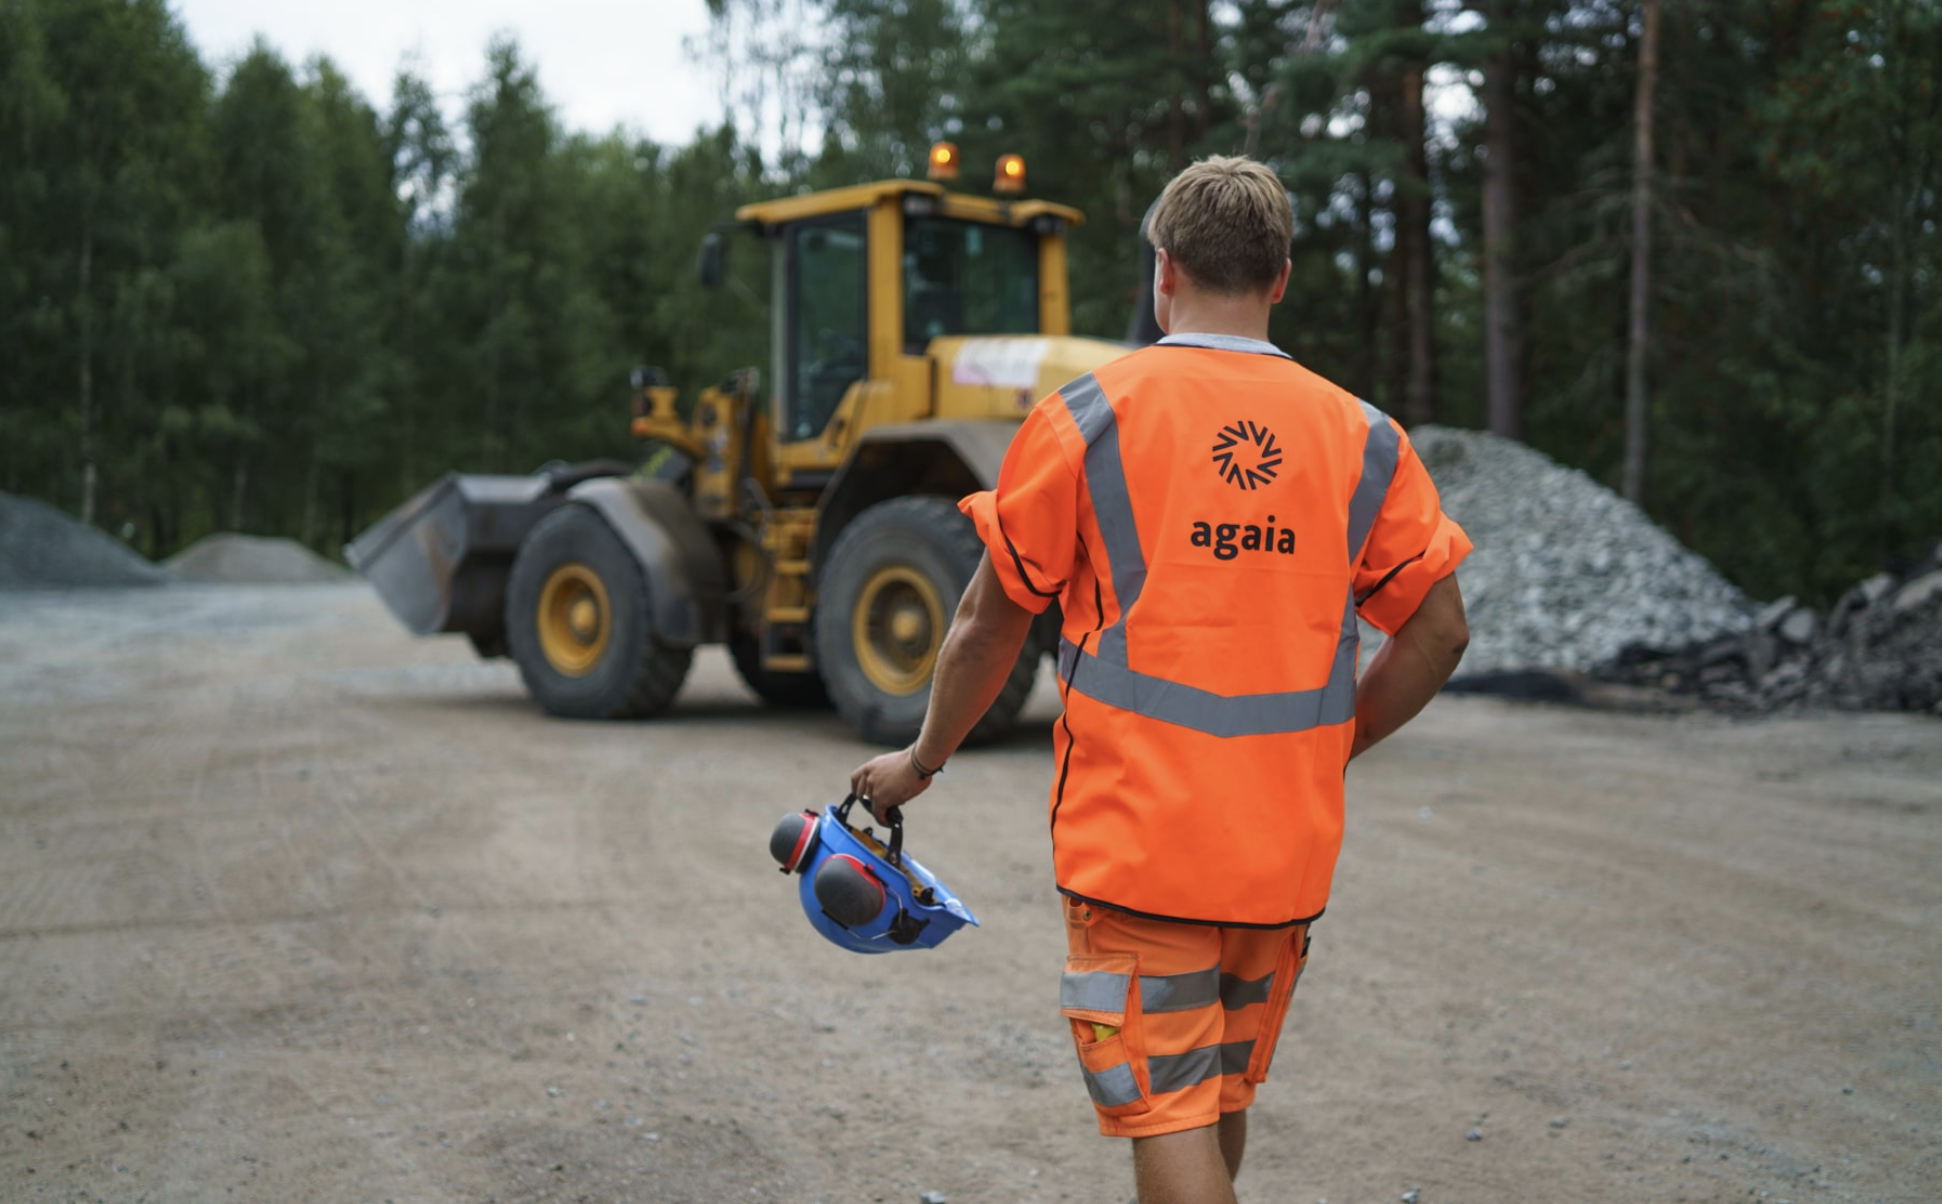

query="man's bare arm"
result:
[850,552,1036,817]
[1350,572,1469,760]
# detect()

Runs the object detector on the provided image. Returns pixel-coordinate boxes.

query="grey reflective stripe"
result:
[1220,1040,1255,1077]
[1050,379,1398,739]
[1058,633,1357,737]
[1347,400,1400,561]
[1139,968,1221,1014]
[1082,1059,1143,1109]
[1155,332,1293,359]
[1147,1041,1258,1095]
[1091,417,1146,665]
[1059,372,1117,443]
[1061,969,1131,1014]
[1147,1044,1220,1095]
[1220,971,1273,1009]
[1058,374,1146,665]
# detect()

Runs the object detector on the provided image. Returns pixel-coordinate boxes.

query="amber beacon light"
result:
[927,141,960,182]
[994,153,1027,195]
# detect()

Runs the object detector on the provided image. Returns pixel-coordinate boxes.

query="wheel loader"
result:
[346,151,1130,745]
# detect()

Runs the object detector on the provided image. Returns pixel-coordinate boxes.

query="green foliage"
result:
[815,0,971,177]
[0,0,1934,608]
[0,10,778,558]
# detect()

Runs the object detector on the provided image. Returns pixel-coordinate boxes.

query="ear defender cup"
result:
[813,853,886,928]
[770,810,822,874]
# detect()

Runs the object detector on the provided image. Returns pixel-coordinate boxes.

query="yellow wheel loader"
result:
[346,160,1128,745]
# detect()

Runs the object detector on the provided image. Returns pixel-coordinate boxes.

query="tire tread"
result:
[505,504,692,719]
[817,495,1039,746]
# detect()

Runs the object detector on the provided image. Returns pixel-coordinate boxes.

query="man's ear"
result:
[1267,257,1293,305]
[1155,248,1178,298]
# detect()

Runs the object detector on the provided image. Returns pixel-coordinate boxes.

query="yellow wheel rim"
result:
[852,565,945,696]
[536,563,612,677]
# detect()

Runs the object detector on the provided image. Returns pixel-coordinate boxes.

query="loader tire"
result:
[815,495,1038,747]
[729,629,830,710]
[505,503,692,719]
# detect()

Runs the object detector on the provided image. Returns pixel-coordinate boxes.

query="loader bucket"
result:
[345,473,563,643]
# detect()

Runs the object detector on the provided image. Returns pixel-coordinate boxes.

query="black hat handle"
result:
[838,792,904,866]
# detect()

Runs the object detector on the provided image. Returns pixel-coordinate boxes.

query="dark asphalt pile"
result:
[0,491,171,589]
[165,533,351,584]
[1600,542,1942,714]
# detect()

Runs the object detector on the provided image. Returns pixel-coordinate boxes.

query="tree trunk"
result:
[1622,0,1660,506]
[302,447,320,547]
[1355,168,1379,402]
[1399,56,1438,427]
[1302,0,1339,52]
[341,470,356,549]
[1482,1,1523,440]
[1882,187,1907,560]
[1168,0,1187,170]
[149,501,171,560]
[79,223,97,525]
[1194,0,1214,143]
[1385,240,1409,417]
[400,252,416,494]
[231,456,249,531]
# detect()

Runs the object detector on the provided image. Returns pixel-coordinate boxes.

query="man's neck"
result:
[1160,296,1275,344]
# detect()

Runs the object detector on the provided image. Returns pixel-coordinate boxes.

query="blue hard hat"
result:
[768,795,978,954]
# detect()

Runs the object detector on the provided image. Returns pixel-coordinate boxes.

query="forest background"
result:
[1,0,1937,605]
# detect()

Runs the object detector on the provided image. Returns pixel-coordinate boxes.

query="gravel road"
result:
[2,584,1937,1203]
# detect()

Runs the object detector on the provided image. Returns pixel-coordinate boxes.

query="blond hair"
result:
[1146,156,1293,294]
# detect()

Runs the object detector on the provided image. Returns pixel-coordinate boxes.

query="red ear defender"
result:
[769,810,822,874]
[813,854,886,928]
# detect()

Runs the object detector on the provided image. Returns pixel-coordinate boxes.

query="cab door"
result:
[773,212,869,486]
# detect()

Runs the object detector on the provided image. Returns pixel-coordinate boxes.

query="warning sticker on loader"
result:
[951,338,1051,389]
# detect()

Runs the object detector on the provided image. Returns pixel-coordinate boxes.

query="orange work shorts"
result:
[1060,895,1312,1138]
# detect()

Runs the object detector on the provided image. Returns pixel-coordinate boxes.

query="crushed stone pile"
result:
[1600,542,1942,715]
[0,491,171,589]
[166,533,351,584]
[1407,426,1754,676]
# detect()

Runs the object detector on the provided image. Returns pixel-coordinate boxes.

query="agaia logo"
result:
[1190,515,1298,561]
[1211,420,1281,490]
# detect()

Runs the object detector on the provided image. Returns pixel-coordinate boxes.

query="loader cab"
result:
[777,207,1042,442]
[729,180,1082,490]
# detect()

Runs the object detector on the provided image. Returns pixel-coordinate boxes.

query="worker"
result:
[849,155,1472,1204]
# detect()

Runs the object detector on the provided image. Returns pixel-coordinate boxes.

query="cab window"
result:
[788,215,868,441]
[903,218,1040,352]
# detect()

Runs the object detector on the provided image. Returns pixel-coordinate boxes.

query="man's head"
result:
[1148,156,1293,294]
[1146,156,1293,334]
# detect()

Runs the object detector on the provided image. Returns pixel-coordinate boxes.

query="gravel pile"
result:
[1601,543,1942,714]
[0,491,171,589]
[1408,426,1754,676]
[166,533,351,584]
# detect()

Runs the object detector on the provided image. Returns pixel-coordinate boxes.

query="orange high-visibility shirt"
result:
[961,333,1471,927]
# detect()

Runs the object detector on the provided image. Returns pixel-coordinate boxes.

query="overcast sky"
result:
[169,0,728,146]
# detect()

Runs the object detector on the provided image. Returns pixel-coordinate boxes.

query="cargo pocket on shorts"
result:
[1243,926,1311,1084]
[1060,951,1151,1118]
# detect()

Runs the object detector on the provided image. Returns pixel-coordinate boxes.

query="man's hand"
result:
[842,552,1037,827]
[849,748,931,823]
